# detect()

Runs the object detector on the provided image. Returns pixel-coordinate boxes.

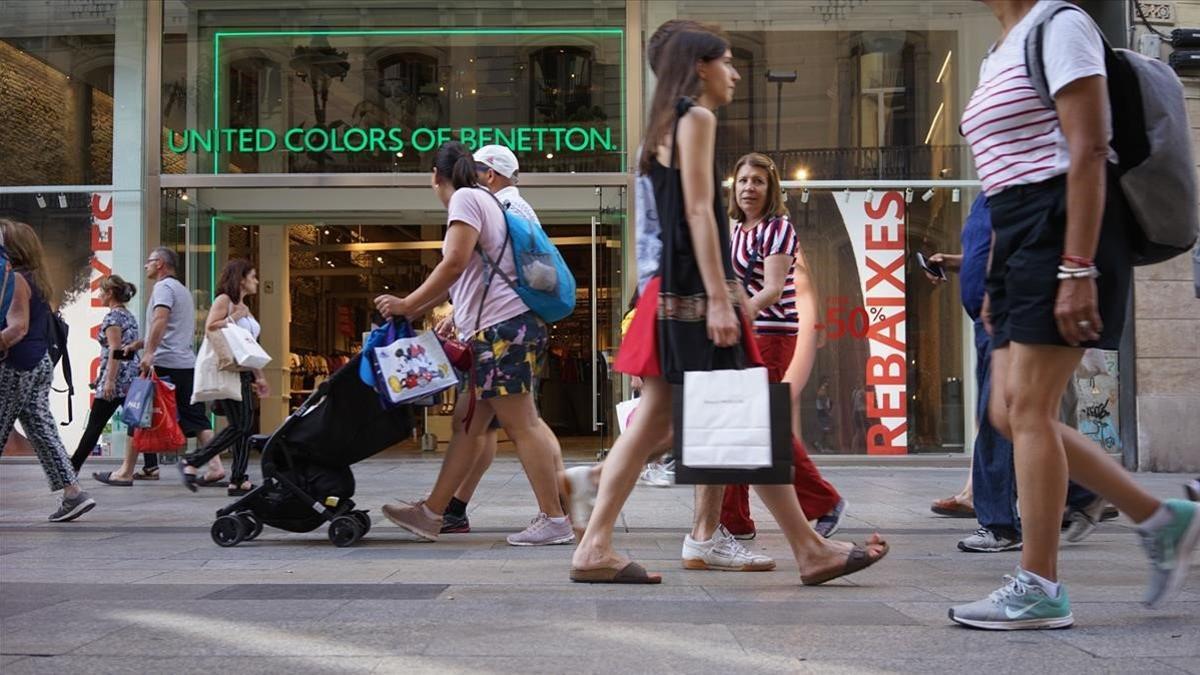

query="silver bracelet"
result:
[1056,265,1100,280]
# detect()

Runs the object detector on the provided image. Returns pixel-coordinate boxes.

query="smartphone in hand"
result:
[916,252,947,281]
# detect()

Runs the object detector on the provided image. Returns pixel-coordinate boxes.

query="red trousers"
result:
[720,332,842,534]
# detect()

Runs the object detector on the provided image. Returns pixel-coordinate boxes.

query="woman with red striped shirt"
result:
[722,153,846,539]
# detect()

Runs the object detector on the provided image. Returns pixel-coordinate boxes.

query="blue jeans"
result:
[971,319,1019,534]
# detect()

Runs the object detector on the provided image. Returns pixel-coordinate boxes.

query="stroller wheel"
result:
[328,515,363,548]
[212,515,246,547]
[237,512,264,541]
[351,510,372,536]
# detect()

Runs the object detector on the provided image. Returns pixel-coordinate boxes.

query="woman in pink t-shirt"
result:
[373,141,572,547]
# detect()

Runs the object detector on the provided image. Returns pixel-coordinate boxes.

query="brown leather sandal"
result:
[801,540,890,586]
[571,561,662,584]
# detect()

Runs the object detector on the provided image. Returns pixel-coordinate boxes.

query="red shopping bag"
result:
[132,375,185,453]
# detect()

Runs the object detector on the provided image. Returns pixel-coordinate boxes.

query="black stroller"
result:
[209,353,413,547]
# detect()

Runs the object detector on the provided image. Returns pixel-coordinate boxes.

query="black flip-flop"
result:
[178,463,199,493]
[92,471,133,487]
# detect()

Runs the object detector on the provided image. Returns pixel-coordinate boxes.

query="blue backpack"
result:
[474,187,576,324]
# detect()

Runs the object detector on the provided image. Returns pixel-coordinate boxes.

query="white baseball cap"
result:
[474,145,519,179]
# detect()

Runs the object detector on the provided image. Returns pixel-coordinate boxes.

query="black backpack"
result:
[46,310,74,425]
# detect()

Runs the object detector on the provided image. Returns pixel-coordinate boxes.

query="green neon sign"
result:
[211,28,626,174]
[169,125,615,155]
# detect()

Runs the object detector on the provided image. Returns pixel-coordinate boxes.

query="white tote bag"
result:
[220,322,271,370]
[680,367,772,469]
[615,397,641,434]
[371,329,459,406]
[192,338,242,403]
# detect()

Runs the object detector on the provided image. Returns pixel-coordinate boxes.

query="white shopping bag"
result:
[192,338,242,404]
[616,397,641,434]
[220,323,271,370]
[371,329,459,406]
[680,367,772,469]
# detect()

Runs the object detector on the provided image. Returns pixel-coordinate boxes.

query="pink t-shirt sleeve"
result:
[447,189,486,233]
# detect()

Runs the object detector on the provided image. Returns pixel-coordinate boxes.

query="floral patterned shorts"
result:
[470,311,547,399]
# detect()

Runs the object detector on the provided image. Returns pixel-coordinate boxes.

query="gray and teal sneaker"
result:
[949,569,1073,630]
[1139,499,1200,609]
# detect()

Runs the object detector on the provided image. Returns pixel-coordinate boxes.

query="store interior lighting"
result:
[866,188,874,202]
[952,188,961,203]
[921,188,935,202]
[57,194,68,208]
[904,188,914,203]
[35,194,46,208]
[800,189,810,204]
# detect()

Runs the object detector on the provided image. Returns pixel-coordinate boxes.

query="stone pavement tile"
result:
[595,599,917,626]
[324,597,598,623]
[884,600,1200,628]
[729,624,1093,661]
[0,656,29,667]
[704,583,943,602]
[342,547,466,560]
[0,566,164,584]
[0,582,222,603]
[0,598,66,619]
[419,620,743,659]
[1046,622,1200,658]
[1156,657,1200,674]
[204,583,447,600]
[0,606,129,656]
[762,656,1192,675]
[381,560,545,585]
[370,652,803,674]
[436,583,712,601]
[163,541,361,560]
[145,561,404,585]
[2,656,383,675]
[72,620,435,657]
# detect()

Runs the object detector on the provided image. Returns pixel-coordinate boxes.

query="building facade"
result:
[0,0,1194,469]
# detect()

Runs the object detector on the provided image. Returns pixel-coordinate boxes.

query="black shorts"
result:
[155,366,212,437]
[986,173,1132,350]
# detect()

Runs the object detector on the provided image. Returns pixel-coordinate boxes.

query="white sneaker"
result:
[638,463,672,487]
[562,466,598,538]
[682,525,776,571]
[506,513,575,546]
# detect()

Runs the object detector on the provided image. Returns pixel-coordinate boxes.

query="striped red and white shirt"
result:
[731,215,800,335]
[962,1,1112,196]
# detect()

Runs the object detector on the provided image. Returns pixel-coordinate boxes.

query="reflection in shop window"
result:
[376,52,443,131]
[530,47,598,124]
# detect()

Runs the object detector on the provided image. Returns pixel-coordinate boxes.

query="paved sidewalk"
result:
[1,459,1197,674]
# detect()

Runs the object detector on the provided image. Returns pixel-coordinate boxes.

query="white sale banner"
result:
[834,191,908,454]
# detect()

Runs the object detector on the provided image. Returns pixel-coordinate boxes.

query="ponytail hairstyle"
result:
[100,274,137,303]
[640,24,730,175]
[432,141,480,190]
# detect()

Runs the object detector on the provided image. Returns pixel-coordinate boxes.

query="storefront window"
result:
[0,1,130,186]
[648,1,1000,453]
[161,0,626,175]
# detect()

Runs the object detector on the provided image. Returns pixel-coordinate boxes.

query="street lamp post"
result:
[766,70,798,161]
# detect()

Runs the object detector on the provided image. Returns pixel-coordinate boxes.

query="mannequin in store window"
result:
[374,140,572,547]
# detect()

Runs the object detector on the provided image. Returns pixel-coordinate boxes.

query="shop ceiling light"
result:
[35,194,46,208]
[921,188,935,202]
[57,194,68,208]
[951,188,961,203]
[800,189,810,204]
[904,188,913,204]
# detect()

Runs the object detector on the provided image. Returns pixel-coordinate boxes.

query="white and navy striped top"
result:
[731,215,799,335]
[962,1,1111,196]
